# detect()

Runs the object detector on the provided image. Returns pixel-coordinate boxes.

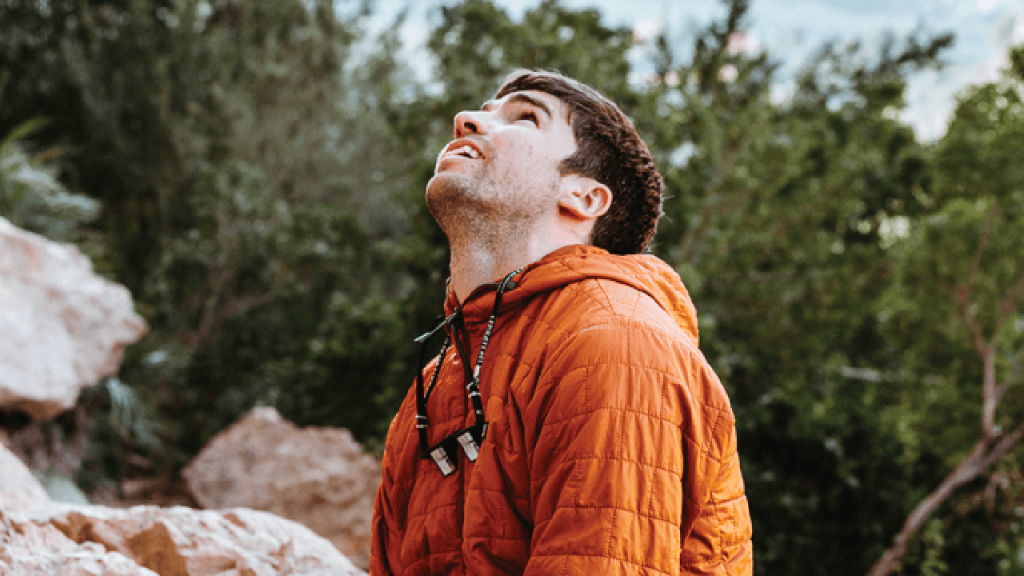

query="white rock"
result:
[0,216,147,420]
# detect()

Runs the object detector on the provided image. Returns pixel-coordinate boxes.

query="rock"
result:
[0,441,50,514]
[183,407,380,569]
[8,504,363,576]
[0,216,147,420]
[0,511,157,576]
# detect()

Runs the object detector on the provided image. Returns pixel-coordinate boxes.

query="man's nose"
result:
[454,110,488,138]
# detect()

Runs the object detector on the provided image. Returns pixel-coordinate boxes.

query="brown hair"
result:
[495,69,664,254]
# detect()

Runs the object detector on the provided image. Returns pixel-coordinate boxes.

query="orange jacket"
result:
[371,245,752,575]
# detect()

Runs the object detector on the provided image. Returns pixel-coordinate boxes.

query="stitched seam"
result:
[538,358,731,416]
[646,455,657,522]
[540,403,708,432]
[547,320,699,364]
[592,278,617,315]
[532,502,683,526]
[605,505,617,560]
[528,553,674,576]
[402,501,457,522]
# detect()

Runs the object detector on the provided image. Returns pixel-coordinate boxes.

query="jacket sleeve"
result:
[371,378,422,576]
[522,323,751,576]
[369,422,396,576]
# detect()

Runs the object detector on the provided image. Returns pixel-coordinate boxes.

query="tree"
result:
[0,0,429,476]
[630,1,960,570]
[870,48,1024,576]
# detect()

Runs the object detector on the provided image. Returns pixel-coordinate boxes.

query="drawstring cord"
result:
[414,267,524,474]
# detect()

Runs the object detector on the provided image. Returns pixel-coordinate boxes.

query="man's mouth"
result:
[453,145,481,159]
[441,141,483,161]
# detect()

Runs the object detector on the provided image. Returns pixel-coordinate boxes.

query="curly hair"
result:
[495,69,664,255]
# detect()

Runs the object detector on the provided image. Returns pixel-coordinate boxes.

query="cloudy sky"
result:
[378,0,1024,140]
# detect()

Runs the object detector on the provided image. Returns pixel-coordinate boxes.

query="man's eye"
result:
[518,111,538,124]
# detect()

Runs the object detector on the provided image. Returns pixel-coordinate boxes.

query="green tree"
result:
[628,1,957,571]
[870,49,1024,576]
[0,0,427,476]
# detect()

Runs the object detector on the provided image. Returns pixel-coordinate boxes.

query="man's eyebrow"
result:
[482,93,554,120]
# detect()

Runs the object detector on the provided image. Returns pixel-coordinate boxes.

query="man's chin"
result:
[426,174,466,218]
[427,172,472,199]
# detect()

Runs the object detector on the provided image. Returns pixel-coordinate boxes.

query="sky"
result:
[375,0,1024,140]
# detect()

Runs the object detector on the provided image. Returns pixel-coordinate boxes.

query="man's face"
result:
[426,90,578,229]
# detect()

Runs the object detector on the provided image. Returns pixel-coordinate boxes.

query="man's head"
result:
[495,70,664,254]
[427,69,663,255]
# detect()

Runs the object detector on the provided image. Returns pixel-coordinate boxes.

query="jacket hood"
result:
[446,244,699,345]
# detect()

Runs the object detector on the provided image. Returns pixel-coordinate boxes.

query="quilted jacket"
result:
[370,244,752,575]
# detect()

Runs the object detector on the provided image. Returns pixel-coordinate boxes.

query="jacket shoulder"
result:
[553,276,691,341]
[528,278,734,426]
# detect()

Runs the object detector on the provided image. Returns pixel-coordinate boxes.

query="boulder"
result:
[0,216,147,420]
[183,407,380,569]
[0,441,50,514]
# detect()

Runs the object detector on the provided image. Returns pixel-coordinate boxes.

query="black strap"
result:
[415,314,456,457]
[415,267,524,462]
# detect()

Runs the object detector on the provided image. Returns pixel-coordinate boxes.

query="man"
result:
[370,69,752,575]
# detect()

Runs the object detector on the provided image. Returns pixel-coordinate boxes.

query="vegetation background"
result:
[1,0,1022,573]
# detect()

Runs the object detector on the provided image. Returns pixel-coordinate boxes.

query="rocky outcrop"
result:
[183,407,380,569]
[0,216,147,420]
[0,442,364,575]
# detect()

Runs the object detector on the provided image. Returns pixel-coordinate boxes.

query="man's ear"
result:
[557,175,612,222]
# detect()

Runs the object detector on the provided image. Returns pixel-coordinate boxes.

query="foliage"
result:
[875,64,1024,574]
[0,0,422,471]
[0,119,100,240]
[2,0,1023,572]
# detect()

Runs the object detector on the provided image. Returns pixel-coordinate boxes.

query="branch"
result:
[869,197,1024,576]
[979,422,1024,470]
[983,347,998,438]
[957,200,1000,356]
[961,199,998,308]
[867,425,1024,576]
[983,471,1008,513]
[867,440,986,576]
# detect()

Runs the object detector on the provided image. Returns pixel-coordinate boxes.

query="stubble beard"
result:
[425,170,550,254]
[425,172,487,243]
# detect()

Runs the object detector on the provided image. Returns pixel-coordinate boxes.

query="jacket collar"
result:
[442,244,700,345]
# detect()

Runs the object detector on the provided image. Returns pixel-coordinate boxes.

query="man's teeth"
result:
[451,145,480,159]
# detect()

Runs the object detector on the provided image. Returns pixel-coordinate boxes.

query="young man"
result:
[370,70,752,575]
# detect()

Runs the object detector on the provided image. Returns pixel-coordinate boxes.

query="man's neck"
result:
[447,225,576,303]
